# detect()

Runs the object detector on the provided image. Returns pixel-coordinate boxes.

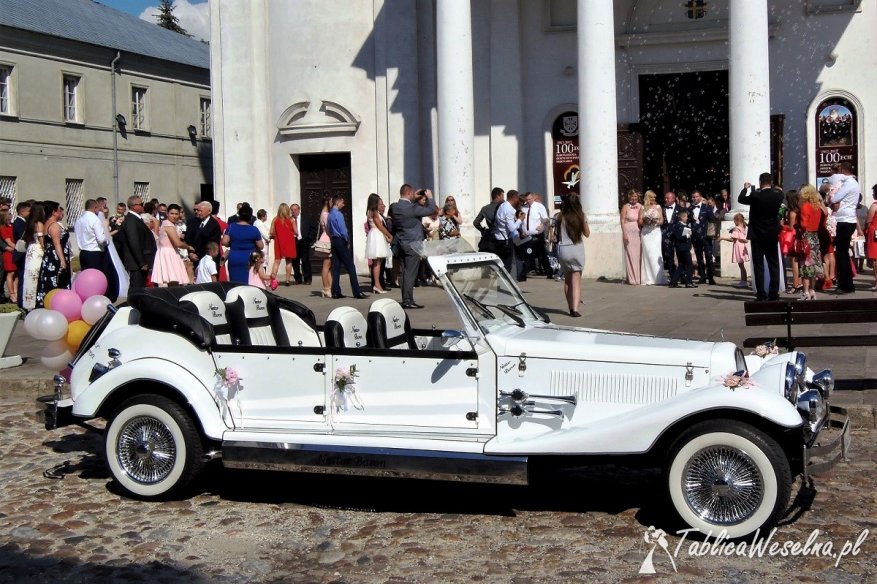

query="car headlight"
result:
[794,352,806,379]
[809,369,834,399]
[796,389,825,424]
[784,362,797,402]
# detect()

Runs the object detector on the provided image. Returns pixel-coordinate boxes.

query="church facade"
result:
[209,0,875,276]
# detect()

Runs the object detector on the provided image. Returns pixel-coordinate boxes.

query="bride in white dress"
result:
[640,190,668,285]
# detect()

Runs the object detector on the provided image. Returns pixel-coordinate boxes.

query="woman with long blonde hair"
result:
[270,202,297,285]
[639,190,667,285]
[317,193,334,298]
[796,184,826,300]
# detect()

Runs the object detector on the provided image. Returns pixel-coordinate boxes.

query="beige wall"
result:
[0,28,212,211]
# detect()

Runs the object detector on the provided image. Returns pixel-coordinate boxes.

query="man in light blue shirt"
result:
[492,190,522,273]
[327,195,368,299]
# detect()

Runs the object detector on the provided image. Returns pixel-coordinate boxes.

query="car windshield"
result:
[445,260,541,330]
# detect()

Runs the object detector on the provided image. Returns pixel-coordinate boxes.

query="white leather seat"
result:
[225,286,280,346]
[366,298,417,350]
[278,308,321,347]
[325,307,368,349]
[179,291,232,344]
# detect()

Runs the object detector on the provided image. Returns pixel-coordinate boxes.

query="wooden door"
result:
[299,153,352,273]
[617,124,644,209]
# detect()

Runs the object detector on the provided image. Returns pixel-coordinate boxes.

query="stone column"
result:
[724,0,771,279]
[436,0,476,224]
[728,0,771,211]
[577,0,622,278]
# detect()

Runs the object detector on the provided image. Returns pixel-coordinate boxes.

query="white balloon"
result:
[24,308,47,338]
[81,295,111,325]
[37,309,69,342]
[43,339,69,358]
[41,349,73,371]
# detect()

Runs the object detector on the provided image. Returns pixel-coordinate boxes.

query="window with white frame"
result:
[131,86,147,130]
[65,179,84,226]
[199,97,212,138]
[63,75,80,122]
[0,176,16,207]
[134,182,150,200]
[0,65,12,115]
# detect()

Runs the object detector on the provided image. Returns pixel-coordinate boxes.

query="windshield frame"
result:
[441,258,542,333]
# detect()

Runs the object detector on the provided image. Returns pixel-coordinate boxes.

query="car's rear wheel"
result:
[666,421,791,539]
[105,394,204,499]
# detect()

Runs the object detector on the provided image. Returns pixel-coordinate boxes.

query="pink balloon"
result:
[73,269,108,301]
[51,289,84,323]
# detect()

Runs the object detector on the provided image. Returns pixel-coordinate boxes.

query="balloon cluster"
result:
[23,269,110,370]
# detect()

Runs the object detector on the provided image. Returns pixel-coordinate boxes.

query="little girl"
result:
[721,213,750,288]
[248,251,277,290]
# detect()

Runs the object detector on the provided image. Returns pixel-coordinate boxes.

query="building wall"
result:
[0,27,212,214]
[211,0,876,273]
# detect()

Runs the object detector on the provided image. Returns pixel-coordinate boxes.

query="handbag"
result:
[778,225,796,255]
[792,236,810,257]
[312,227,331,258]
[705,220,718,239]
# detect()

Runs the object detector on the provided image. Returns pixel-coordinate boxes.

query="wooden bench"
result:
[743,297,877,351]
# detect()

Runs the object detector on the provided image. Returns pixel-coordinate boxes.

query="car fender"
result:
[485,381,803,455]
[71,358,227,439]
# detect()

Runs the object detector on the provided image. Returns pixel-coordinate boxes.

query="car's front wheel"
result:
[105,394,204,499]
[666,421,792,539]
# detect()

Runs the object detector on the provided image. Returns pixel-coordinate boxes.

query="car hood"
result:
[487,323,722,368]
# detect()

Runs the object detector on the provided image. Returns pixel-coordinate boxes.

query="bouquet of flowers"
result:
[718,371,757,390]
[214,366,242,426]
[751,339,780,359]
[333,365,364,412]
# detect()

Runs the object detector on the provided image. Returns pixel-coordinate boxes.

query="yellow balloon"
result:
[65,319,92,353]
[43,288,60,310]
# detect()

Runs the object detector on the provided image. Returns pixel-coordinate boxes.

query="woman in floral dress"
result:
[21,202,46,310]
[36,201,71,307]
[795,185,826,300]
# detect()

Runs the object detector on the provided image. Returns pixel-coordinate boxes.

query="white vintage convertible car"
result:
[41,253,848,539]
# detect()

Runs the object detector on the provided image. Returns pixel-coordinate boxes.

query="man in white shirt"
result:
[492,190,522,273]
[521,192,551,278]
[830,161,861,293]
[74,199,108,270]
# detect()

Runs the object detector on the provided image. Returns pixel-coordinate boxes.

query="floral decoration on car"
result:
[214,366,242,426]
[333,365,364,413]
[751,339,780,359]
[718,372,757,390]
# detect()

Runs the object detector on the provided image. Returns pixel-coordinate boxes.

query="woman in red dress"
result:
[270,202,298,285]
[0,210,18,303]
[865,183,877,290]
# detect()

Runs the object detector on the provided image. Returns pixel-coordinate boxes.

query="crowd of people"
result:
[2,167,874,316]
[615,165,877,298]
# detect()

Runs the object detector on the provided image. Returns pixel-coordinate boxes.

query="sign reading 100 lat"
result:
[552,111,580,206]
[814,97,858,186]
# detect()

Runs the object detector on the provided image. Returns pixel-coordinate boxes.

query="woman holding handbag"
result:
[314,193,333,298]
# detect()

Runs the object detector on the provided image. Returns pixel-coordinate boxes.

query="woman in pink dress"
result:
[620,190,642,285]
[720,213,750,288]
[151,204,191,286]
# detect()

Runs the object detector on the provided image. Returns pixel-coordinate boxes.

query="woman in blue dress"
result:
[221,205,264,283]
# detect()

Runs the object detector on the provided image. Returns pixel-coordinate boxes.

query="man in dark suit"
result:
[291,203,317,285]
[185,201,222,267]
[660,191,681,273]
[738,173,784,300]
[688,190,716,284]
[12,201,30,307]
[390,184,438,309]
[116,196,157,289]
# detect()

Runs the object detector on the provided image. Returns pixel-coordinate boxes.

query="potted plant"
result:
[0,303,24,369]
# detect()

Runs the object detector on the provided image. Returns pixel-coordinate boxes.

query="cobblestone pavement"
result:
[1,387,875,583]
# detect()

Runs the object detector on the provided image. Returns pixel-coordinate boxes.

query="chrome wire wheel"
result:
[681,445,764,525]
[105,395,203,499]
[666,423,791,540]
[116,415,177,484]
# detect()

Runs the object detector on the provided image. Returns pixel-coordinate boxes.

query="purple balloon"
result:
[51,289,84,323]
[73,269,109,301]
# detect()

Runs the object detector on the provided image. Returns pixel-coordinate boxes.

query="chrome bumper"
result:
[803,405,851,479]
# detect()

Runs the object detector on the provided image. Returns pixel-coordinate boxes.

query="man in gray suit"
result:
[389,184,438,309]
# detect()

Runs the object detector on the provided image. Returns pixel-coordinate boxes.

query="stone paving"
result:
[1,271,876,582]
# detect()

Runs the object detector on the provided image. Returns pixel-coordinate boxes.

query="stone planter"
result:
[0,310,24,369]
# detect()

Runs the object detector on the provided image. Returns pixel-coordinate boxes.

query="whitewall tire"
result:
[105,395,204,499]
[666,421,791,540]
